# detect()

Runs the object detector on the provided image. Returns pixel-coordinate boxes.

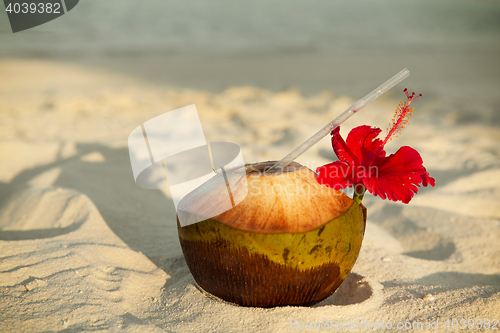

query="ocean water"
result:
[1,0,499,57]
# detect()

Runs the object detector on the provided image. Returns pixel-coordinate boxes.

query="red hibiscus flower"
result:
[316,89,435,204]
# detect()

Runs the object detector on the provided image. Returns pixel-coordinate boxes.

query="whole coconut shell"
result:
[177,161,366,307]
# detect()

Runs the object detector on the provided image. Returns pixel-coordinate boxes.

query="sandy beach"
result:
[0,58,499,332]
[1,0,500,331]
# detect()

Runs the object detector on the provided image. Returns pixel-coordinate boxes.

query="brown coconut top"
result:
[177,161,354,233]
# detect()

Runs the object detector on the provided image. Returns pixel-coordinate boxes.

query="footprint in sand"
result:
[366,202,457,261]
[0,186,92,240]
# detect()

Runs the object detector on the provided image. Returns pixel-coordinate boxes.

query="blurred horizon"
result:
[2,0,499,57]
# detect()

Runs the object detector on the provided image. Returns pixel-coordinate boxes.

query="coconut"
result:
[177,161,366,307]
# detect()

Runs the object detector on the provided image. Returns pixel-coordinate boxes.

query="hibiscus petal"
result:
[331,127,358,166]
[421,170,435,187]
[345,125,386,165]
[316,161,353,190]
[363,146,435,204]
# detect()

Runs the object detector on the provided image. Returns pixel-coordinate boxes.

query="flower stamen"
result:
[383,88,421,145]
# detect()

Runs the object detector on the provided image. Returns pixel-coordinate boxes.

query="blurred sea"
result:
[1,0,499,123]
[1,0,499,57]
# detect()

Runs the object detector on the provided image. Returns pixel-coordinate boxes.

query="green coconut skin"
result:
[177,161,367,307]
[179,202,365,271]
[177,201,366,307]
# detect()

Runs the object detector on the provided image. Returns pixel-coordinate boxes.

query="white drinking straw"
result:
[270,68,411,171]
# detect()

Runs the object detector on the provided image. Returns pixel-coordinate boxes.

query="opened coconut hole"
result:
[243,160,303,176]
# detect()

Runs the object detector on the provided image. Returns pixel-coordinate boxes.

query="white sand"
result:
[1,59,499,332]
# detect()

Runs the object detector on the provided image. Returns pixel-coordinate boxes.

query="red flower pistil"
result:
[316,89,435,204]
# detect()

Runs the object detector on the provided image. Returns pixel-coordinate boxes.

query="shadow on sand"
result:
[0,142,179,264]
